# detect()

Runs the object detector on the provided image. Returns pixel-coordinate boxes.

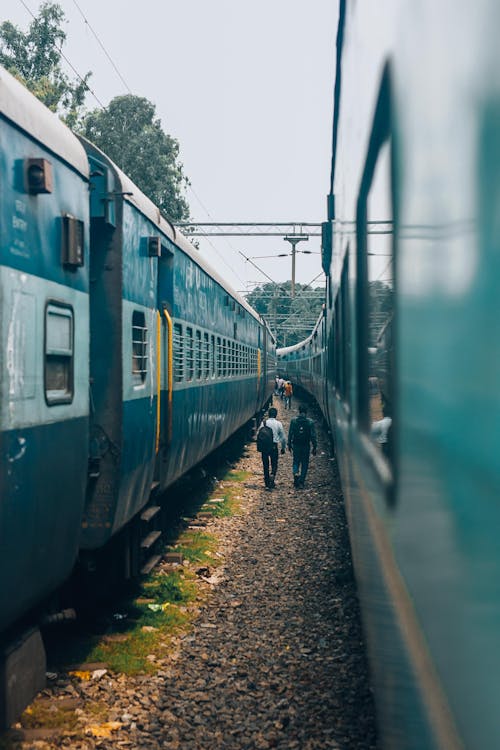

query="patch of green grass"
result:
[141,570,192,603]
[53,571,199,675]
[197,468,250,519]
[205,497,235,517]
[174,531,218,565]
[87,607,189,674]
[226,469,251,482]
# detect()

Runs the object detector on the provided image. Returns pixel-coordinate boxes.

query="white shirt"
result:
[260,417,286,450]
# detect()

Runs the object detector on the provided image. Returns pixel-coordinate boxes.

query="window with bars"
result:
[196,329,202,379]
[217,336,222,376]
[173,323,184,382]
[203,332,210,379]
[132,310,148,386]
[222,338,227,377]
[186,327,194,381]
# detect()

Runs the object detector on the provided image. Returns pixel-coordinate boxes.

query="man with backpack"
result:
[256,407,287,490]
[288,404,317,488]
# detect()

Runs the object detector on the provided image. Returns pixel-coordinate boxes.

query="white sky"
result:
[2,0,337,294]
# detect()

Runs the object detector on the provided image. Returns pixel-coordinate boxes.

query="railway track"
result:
[1,399,377,750]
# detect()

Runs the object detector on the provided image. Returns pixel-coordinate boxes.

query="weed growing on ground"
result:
[174,531,218,564]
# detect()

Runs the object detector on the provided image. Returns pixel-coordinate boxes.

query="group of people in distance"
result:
[257,382,317,491]
[274,375,294,409]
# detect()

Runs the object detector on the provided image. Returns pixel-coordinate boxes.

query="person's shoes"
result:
[293,474,300,488]
[269,475,276,489]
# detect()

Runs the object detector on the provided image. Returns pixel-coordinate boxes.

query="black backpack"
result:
[293,416,311,445]
[256,421,274,453]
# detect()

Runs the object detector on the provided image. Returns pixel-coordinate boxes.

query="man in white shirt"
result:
[257,407,286,489]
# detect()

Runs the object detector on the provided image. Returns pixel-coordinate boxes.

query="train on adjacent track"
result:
[279,2,500,749]
[0,65,274,724]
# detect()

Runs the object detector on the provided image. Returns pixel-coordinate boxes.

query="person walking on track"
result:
[288,404,317,488]
[284,380,293,409]
[256,406,286,490]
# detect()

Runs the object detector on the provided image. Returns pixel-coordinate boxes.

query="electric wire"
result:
[70,0,133,94]
[17,0,106,108]
[187,182,273,290]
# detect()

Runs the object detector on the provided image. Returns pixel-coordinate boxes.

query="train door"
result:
[155,246,174,486]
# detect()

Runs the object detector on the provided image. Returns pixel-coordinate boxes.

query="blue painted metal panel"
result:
[0,417,87,632]
[157,377,261,489]
[0,120,89,292]
[1,85,90,633]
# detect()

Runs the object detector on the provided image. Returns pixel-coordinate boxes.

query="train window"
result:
[173,323,184,382]
[216,336,222,376]
[341,256,351,403]
[45,304,74,404]
[131,310,148,386]
[356,67,395,477]
[222,338,227,377]
[196,330,202,379]
[211,335,215,377]
[186,327,194,381]
[335,254,351,403]
[203,332,210,379]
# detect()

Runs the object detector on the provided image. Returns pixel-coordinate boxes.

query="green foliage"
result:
[0,2,91,127]
[367,280,393,346]
[246,281,325,347]
[81,95,190,222]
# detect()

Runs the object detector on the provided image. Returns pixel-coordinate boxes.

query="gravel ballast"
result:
[6,397,378,750]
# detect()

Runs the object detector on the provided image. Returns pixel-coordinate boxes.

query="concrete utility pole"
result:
[283,235,309,297]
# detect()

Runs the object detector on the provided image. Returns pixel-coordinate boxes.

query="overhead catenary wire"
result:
[17,0,106,108]
[70,0,133,94]
[187,183,280,291]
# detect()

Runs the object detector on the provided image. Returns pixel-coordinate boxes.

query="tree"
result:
[81,96,190,223]
[246,281,324,348]
[0,2,90,127]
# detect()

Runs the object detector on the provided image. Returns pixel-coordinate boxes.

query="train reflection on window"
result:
[365,140,394,464]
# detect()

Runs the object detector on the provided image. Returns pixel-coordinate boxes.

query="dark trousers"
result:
[261,445,279,487]
[293,446,310,483]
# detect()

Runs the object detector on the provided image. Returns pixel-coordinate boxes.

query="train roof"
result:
[277,309,324,357]
[79,135,262,324]
[277,339,312,357]
[0,65,89,179]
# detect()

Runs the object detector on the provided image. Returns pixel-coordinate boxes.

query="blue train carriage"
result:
[0,66,89,723]
[156,230,276,490]
[277,308,326,413]
[0,67,90,632]
[79,137,163,571]
[79,137,275,576]
[321,2,500,749]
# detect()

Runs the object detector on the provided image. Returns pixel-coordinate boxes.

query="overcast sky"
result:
[3,0,337,293]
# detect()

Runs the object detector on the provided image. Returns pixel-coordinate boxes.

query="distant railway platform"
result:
[3,399,377,750]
